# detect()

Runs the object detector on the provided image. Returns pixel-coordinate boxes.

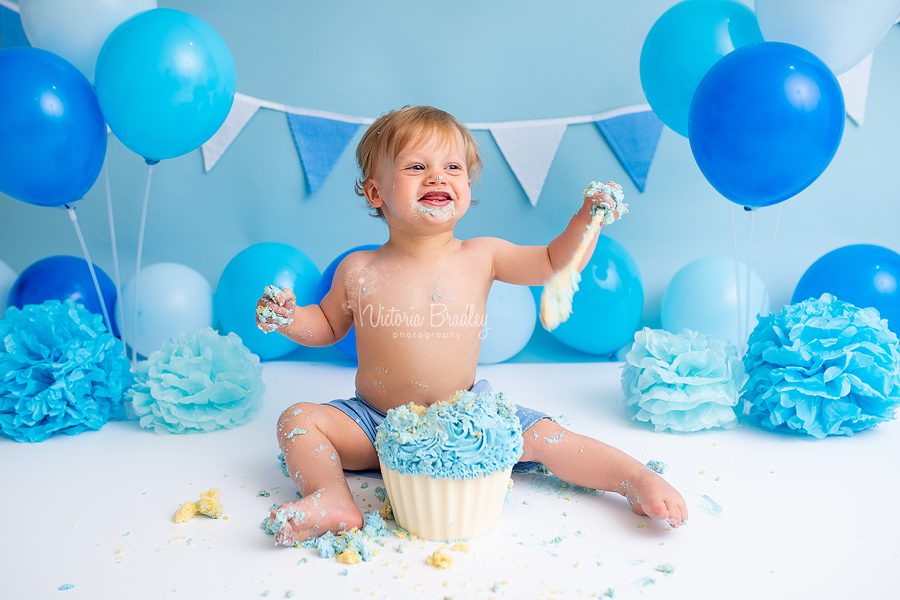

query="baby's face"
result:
[367,133,472,231]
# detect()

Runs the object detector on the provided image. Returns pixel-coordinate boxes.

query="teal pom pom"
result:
[126,327,265,434]
[0,300,132,442]
[742,294,900,438]
[622,328,745,432]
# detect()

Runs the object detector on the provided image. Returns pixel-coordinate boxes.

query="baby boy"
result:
[256,105,687,545]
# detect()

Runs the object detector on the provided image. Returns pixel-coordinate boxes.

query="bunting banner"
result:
[838,52,874,126]
[201,93,262,172]
[595,107,664,193]
[2,0,888,205]
[287,113,363,195]
[488,122,567,206]
[0,0,30,49]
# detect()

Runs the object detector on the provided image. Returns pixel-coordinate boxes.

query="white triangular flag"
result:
[838,52,874,126]
[201,93,262,171]
[489,123,567,206]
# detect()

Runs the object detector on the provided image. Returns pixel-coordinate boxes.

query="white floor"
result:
[3,361,897,600]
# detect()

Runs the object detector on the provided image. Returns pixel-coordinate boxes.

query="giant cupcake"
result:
[375,389,523,540]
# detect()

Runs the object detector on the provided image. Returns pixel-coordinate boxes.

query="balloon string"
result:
[104,157,125,345]
[744,209,756,357]
[132,163,154,368]
[65,205,113,337]
[762,204,783,318]
[730,204,744,357]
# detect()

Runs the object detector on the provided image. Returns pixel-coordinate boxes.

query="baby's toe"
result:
[644,497,670,522]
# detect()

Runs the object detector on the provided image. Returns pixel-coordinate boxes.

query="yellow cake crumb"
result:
[410,404,427,416]
[198,488,224,518]
[450,542,470,553]
[426,546,454,569]
[173,488,224,522]
[173,501,198,523]
[337,549,362,564]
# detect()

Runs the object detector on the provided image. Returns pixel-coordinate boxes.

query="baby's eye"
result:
[447,164,462,171]
[409,165,424,171]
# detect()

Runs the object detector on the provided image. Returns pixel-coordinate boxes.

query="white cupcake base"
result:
[378,462,513,541]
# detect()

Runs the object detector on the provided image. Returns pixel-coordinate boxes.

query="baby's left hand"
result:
[583,181,627,225]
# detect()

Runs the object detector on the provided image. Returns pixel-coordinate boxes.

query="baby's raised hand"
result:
[584,181,627,225]
[256,285,296,333]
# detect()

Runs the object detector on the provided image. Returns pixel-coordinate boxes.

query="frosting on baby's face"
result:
[363,134,472,232]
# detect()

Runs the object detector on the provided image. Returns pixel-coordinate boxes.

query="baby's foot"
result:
[267,489,363,547]
[619,470,688,528]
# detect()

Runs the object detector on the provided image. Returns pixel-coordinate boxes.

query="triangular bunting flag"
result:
[287,113,361,194]
[595,110,663,193]
[201,93,262,172]
[0,3,30,49]
[489,123,567,206]
[838,52,873,126]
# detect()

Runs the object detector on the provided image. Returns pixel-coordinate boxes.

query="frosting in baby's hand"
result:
[256,285,295,333]
[584,181,628,225]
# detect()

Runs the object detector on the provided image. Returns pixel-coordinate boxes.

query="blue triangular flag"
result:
[286,113,361,194]
[1,5,31,49]
[595,110,663,192]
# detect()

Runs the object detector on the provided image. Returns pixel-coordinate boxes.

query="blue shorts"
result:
[329,379,546,472]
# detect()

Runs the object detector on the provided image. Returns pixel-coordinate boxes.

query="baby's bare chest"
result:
[351,269,489,332]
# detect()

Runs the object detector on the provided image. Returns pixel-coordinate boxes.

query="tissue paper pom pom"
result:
[126,327,265,434]
[0,300,132,442]
[621,327,745,432]
[742,293,900,438]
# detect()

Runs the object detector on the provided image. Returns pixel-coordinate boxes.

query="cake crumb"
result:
[450,542,469,552]
[426,546,454,569]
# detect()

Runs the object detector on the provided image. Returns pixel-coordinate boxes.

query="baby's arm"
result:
[484,182,624,285]
[256,269,354,347]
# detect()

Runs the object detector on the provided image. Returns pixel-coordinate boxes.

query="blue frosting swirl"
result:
[375,390,524,479]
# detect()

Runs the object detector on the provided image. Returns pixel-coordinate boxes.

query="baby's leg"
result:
[272,402,378,546]
[521,419,687,527]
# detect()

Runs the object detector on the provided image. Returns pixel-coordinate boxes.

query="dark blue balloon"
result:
[316,245,381,360]
[8,256,118,336]
[792,245,900,330]
[689,42,844,208]
[0,47,107,207]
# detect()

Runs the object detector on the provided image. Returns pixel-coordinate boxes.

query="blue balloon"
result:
[315,244,381,360]
[661,257,769,346]
[792,245,900,329]
[640,0,763,137]
[94,8,236,162]
[549,236,644,357]
[478,281,536,365]
[0,47,107,207]
[8,255,118,336]
[215,243,321,361]
[689,42,845,208]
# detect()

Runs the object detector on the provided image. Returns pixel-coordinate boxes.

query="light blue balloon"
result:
[478,281,536,365]
[116,262,214,358]
[661,257,770,346]
[0,259,17,317]
[215,243,321,361]
[94,8,236,162]
[640,0,763,137]
[548,236,644,357]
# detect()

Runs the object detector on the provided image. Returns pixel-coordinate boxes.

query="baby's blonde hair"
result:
[355,106,482,219]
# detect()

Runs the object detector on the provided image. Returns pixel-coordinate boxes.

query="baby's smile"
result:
[418,191,453,206]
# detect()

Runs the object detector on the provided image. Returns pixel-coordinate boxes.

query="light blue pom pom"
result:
[742,293,900,438]
[0,300,132,442]
[126,327,265,434]
[621,327,745,432]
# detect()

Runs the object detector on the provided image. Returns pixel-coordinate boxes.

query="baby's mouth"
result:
[418,191,452,206]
